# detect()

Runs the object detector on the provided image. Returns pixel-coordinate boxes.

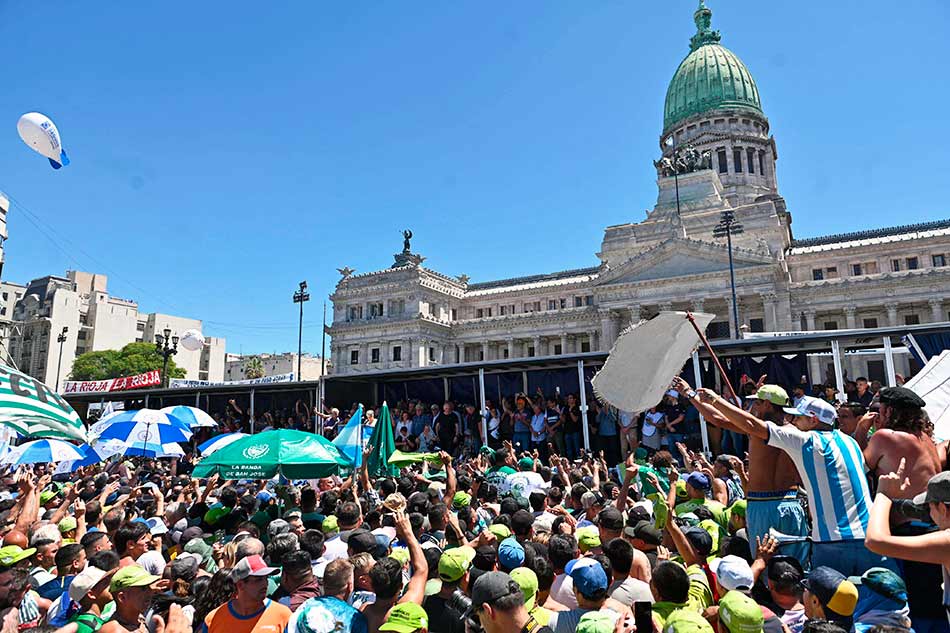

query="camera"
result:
[892,499,934,525]
[446,590,483,633]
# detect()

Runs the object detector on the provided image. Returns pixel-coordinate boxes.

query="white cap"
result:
[711,555,754,591]
[782,396,837,426]
[68,566,110,602]
[145,517,168,536]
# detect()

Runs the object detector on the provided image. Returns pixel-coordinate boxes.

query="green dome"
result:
[663,2,762,134]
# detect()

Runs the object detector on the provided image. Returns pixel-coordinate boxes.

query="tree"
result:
[244,356,265,379]
[70,342,187,381]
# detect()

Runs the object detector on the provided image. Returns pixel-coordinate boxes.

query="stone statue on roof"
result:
[402,229,413,253]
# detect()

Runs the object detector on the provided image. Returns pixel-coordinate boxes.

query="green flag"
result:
[0,364,86,442]
[366,401,398,478]
[387,449,443,468]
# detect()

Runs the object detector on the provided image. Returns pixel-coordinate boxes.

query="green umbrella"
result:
[192,429,352,480]
[366,402,398,478]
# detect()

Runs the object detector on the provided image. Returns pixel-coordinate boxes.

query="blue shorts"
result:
[746,490,809,566]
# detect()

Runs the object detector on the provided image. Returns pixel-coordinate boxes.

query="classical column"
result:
[659,302,673,313]
[762,293,777,332]
[692,299,706,314]
[532,336,541,357]
[727,301,738,339]
[560,333,569,355]
[358,343,368,368]
[843,305,857,330]
[586,330,597,352]
[436,344,444,365]
[481,342,489,362]
[886,305,899,327]
[803,309,817,331]
[930,298,944,323]
[628,304,643,328]
[381,341,390,367]
[600,310,618,348]
[507,338,515,359]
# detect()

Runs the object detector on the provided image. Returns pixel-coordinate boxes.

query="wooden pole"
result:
[685,312,739,403]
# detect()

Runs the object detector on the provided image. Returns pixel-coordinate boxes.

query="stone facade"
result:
[327,3,950,387]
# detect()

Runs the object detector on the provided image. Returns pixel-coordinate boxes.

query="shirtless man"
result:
[671,378,807,562]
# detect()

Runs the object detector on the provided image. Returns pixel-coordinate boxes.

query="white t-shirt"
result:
[505,471,548,498]
[322,535,349,561]
[549,573,578,609]
[138,550,166,577]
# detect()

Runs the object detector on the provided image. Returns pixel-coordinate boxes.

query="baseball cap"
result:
[509,567,539,610]
[0,545,35,568]
[712,555,754,591]
[487,523,512,540]
[570,561,609,599]
[597,506,624,531]
[581,491,604,510]
[878,386,926,408]
[256,491,274,503]
[518,457,535,471]
[321,515,339,534]
[389,547,410,566]
[348,529,379,556]
[766,555,804,584]
[452,491,472,509]
[380,602,429,633]
[467,571,524,616]
[663,609,715,633]
[577,611,618,633]
[803,566,858,622]
[145,517,169,536]
[729,499,747,519]
[39,489,59,505]
[682,526,713,557]
[629,520,662,546]
[848,567,908,603]
[180,526,210,544]
[576,527,601,553]
[267,518,291,538]
[718,590,764,633]
[383,493,407,513]
[685,472,711,491]
[68,566,111,602]
[231,554,279,582]
[110,565,160,592]
[782,396,837,426]
[746,384,789,407]
[498,538,525,570]
[913,471,950,505]
[438,546,476,582]
[58,517,78,534]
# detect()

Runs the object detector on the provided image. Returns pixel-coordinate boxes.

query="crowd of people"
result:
[2,371,949,633]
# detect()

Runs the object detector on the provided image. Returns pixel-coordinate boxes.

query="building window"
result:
[0,308,4,316]
[371,348,380,363]
[749,318,764,332]
[500,305,507,316]
[826,267,838,278]
[584,296,593,306]
[503,348,509,359]
[717,148,728,174]
[863,317,878,328]
[574,296,583,307]
[746,148,756,174]
[933,254,946,267]
[535,301,542,311]
[812,269,824,281]
[823,321,839,330]
[891,259,901,272]
[77,330,86,340]
[528,346,535,357]
[348,305,363,321]
[851,264,862,276]
[553,344,563,355]
[136,322,145,331]
[478,350,484,361]
[451,309,457,321]
[392,345,402,361]
[368,302,383,318]
[707,322,730,339]
[907,257,919,270]
[758,150,765,175]
[560,298,567,309]
[905,314,920,326]
[733,148,743,173]
[580,341,591,353]
[476,308,485,319]
[429,347,435,362]
[1,293,6,301]
[350,350,359,365]
[548,299,557,310]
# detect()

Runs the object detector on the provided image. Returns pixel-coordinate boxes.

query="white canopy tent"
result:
[904,350,950,442]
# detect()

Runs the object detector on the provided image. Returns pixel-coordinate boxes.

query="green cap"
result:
[59,517,78,534]
[577,526,601,553]
[577,611,618,633]
[674,479,689,503]
[488,524,511,540]
[321,515,339,534]
[518,457,535,471]
[0,545,36,568]
[389,547,410,566]
[663,609,715,633]
[719,590,764,633]
[729,499,747,519]
[509,567,539,610]
[480,446,496,459]
[39,490,58,505]
[438,546,476,582]
[380,602,429,633]
[424,578,442,596]
[110,565,160,592]
[634,447,649,461]
[452,492,472,509]
[749,385,790,407]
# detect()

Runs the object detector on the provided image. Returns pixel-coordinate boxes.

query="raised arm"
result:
[672,378,769,441]
[394,510,428,605]
[670,378,742,434]
[440,451,457,504]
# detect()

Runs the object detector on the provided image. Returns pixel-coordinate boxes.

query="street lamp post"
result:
[155,328,179,388]
[293,281,310,381]
[55,326,68,392]
[713,210,744,338]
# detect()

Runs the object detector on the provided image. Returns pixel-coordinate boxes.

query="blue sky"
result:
[1,1,947,355]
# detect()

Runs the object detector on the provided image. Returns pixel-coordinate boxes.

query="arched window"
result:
[747,148,756,174]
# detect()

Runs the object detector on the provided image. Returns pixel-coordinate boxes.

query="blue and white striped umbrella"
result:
[118,440,185,459]
[54,439,128,474]
[2,439,84,465]
[94,409,193,447]
[159,406,217,428]
[197,432,247,456]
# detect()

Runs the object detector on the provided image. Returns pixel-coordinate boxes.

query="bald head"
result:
[2,529,28,549]
[234,537,265,562]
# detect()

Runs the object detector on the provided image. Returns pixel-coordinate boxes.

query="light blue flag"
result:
[332,405,364,468]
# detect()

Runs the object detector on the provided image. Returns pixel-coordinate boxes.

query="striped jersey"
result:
[766,422,870,543]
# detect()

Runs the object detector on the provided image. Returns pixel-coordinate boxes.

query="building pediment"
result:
[596,237,773,285]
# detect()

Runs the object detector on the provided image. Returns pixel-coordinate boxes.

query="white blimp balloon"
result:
[180,329,205,352]
[17,112,70,170]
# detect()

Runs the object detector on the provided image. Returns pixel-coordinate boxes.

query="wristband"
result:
[686,390,697,400]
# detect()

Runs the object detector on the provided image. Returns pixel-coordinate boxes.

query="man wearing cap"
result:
[468,571,554,633]
[67,566,115,633]
[200,555,291,633]
[548,560,618,633]
[758,555,805,633]
[380,602,430,633]
[716,590,765,633]
[867,465,950,628]
[510,567,554,627]
[0,545,33,627]
[675,472,729,534]
[99,566,162,633]
[506,458,547,500]
[801,566,858,629]
[672,377,807,563]
[424,545,476,633]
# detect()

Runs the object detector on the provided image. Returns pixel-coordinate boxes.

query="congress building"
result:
[327,1,950,386]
